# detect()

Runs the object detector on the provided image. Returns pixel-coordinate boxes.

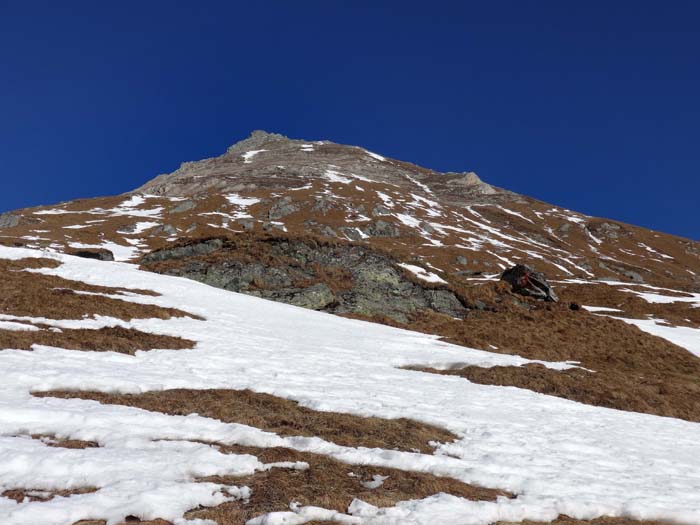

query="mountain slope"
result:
[1,130,698,289]
[0,246,699,525]
[1,132,699,524]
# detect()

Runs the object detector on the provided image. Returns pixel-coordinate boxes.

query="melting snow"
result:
[0,321,40,332]
[0,246,700,523]
[324,170,353,184]
[614,317,700,358]
[241,149,267,163]
[225,194,261,207]
[364,150,386,162]
[360,474,389,489]
[398,263,447,284]
[67,241,139,262]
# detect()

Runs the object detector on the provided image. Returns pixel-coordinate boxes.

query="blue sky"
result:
[1,1,698,239]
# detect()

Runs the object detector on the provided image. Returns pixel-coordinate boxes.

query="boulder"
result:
[500,264,558,302]
[268,197,299,220]
[67,248,115,262]
[0,213,20,229]
[363,220,400,238]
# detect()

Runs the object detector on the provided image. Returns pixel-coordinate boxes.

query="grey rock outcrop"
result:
[141,236,469,323]
[0,213,20,229]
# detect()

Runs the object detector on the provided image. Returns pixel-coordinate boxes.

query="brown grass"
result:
[30,434,99,449]
[65,442,667,525]
[45,388,504,525]
[3,487,96,503]
[497,517,672,525]
[0,258,196,321]
[559,282,700,328]
[356,279,700,422]
[185,444,508,525]
[70,442,506,525]
[0,326,194,354]
[414,363,700,421]
[35,388,457,453]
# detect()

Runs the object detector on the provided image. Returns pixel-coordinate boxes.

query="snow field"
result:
[0,246,699,524]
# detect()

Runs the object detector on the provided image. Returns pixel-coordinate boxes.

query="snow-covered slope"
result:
[1,245,700,525]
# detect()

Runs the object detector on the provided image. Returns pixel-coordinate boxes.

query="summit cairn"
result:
[500,264,559,302]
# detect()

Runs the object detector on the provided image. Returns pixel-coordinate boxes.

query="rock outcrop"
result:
[141,235,468,324]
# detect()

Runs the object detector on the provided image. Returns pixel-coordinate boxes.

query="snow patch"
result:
[398,263,447,284]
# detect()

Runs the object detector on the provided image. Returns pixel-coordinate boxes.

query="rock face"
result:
[500,264,558,302]
[135,130,502,202]
[0,213,20,229]
[141,235,468,323]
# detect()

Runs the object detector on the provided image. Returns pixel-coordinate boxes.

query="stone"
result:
[269,197,299,220]
[500,264,558,302]
[238,219,255,231]
[141,238,223,264]
[67,248,115,262]
[170,200,196,214]
[152,224,177,237]
[622,270,644,283]
[0,213,20,229]
[288,283,336,310]
[340,227,363,241]
[320,225,337,237]
[420,222,436,234]
[372,204,391,217]
[363,220,400,238]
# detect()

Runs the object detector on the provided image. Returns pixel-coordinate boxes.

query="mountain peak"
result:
[226,130,291,155]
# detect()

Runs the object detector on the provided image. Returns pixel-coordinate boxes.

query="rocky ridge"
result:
[1,130,699,293]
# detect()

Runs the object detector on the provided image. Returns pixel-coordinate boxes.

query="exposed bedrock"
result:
[141,235,468,323]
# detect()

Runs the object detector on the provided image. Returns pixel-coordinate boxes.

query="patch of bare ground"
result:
[3,487,96,503]
[35,388,457,453]
[0,258,196,321]
[0,326,195,354]
[413,363,700,420]
[185,445,508,525]
[497,517,672,525]
[30,434,99,448]
[66,444,506,525]
[51,390,505,525]
[359,280,700,422]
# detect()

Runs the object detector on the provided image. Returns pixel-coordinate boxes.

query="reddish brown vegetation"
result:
[0,258,196,322]
[497,518,671,525]
[35,388,456,453]
[30,434,99,449]
[185,444,507,525]
[3,487,96,503]
[41,388,506,525]
[0,326,194,354]
[363,280,700,422]
[559,282,700,327]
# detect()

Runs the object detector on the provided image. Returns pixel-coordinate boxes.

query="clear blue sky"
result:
[1,1,698,239]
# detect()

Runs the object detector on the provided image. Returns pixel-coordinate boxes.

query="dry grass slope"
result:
[35,388,457,453]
